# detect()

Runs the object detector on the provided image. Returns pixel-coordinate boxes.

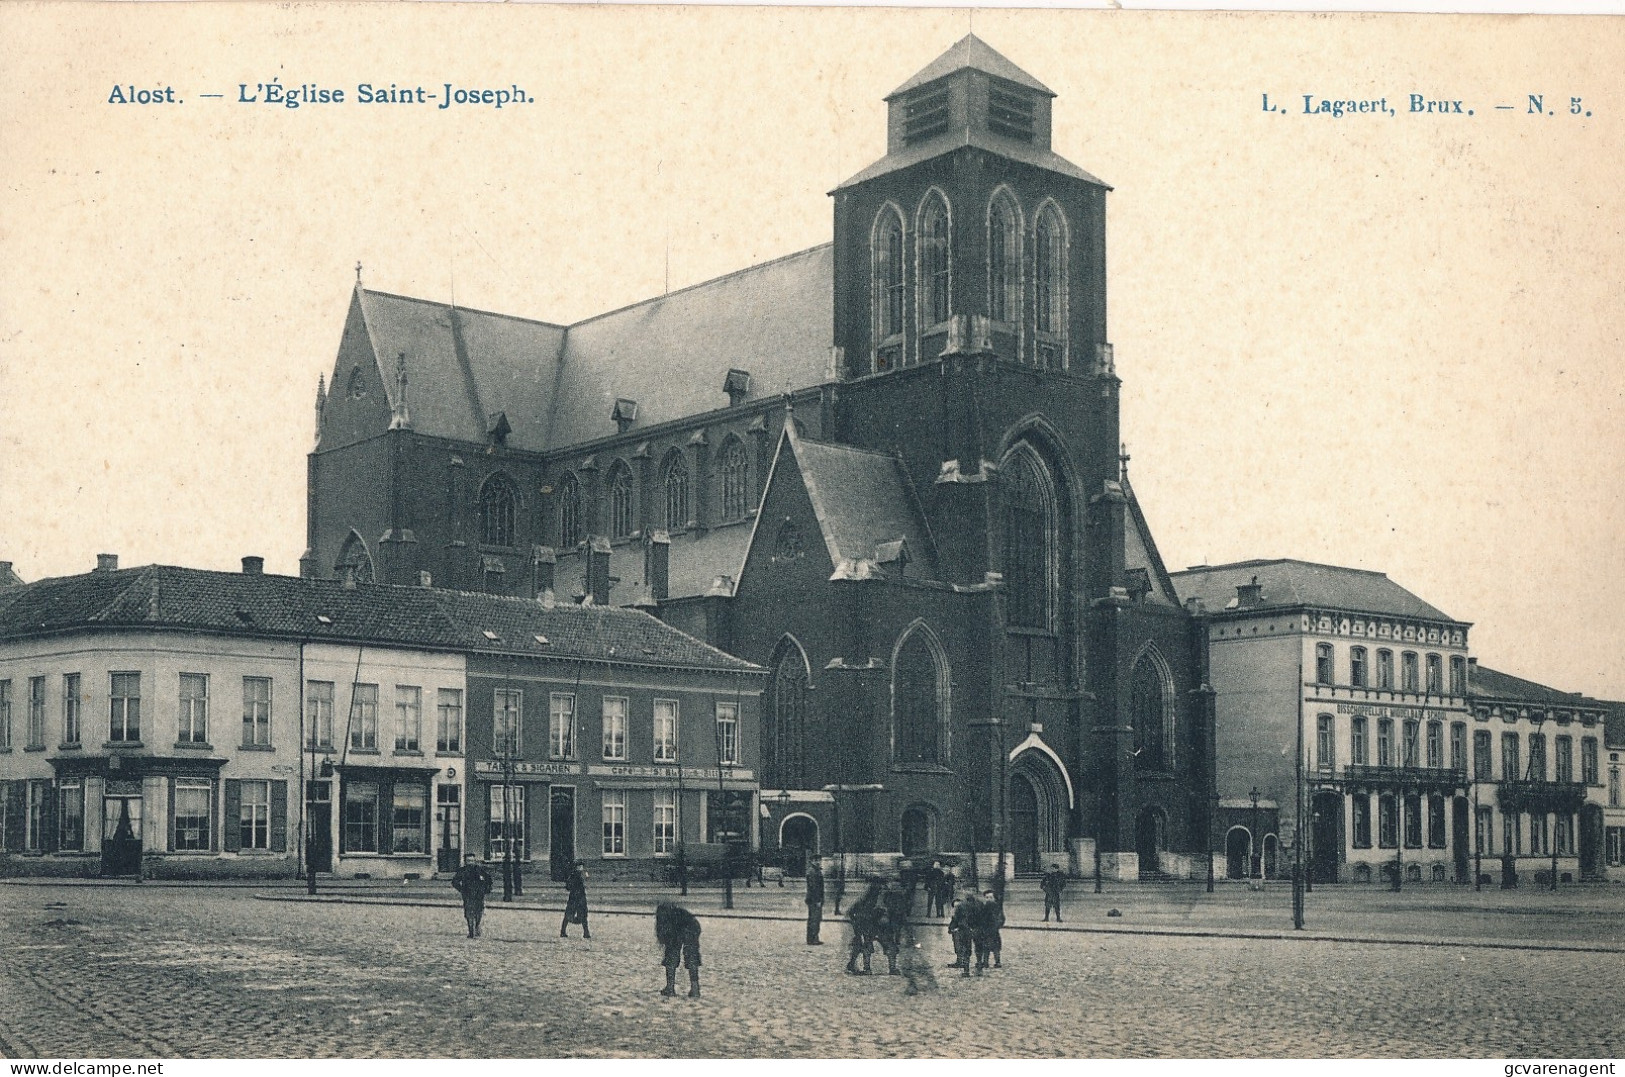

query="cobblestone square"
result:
[1,879,1621,1059]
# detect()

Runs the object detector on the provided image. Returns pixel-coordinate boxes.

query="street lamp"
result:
[1250,786,1261,881]
[775,789,791,886]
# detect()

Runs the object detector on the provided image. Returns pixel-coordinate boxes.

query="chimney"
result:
[341,564,357,590]
[241,556,264,575]
[1236,575,1264,607]
[531,546,556,599]
[586,536,612,607]
[644,530,670,603]
[419,570,433,588]
[95,553,119,573]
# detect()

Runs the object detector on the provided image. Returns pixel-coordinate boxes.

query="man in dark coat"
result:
[804,860,825,945]
[935,867,956,918]
[561,860,591,939]
[977,890,1005,970]
[450,853,494,938]
[844,878,886,975]
[655,902,703,997]
[1041,862,1068,922]
[923,861,945,916]
[945,894,979,977]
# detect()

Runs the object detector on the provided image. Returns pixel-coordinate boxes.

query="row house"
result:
[1464,663,1611,883]
[0,557,759,881]
[1171,559,1474,885]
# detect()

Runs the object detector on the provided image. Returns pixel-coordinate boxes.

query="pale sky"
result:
[1,6,1620,698]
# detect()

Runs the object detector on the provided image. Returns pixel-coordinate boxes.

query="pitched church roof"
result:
[749,425,937,582]
[1121,477,1180,607]
[336,245,833,454]
[833,128,1108,193]
[887,33,1055,99]
[1169,558,1461,624]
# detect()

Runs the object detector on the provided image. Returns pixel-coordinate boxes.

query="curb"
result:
[249,892,1625,955]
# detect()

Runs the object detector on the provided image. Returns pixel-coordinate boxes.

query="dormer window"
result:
[610,398,638,435]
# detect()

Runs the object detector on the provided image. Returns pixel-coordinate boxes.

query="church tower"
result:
[831,34,1110,379]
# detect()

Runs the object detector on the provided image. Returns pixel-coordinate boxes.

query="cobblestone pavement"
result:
[0,882,1620,1059]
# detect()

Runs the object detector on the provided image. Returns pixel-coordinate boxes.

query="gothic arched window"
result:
[919,192,951,329]
[1002,445,1056,629]
[872,207,905,369]
[767,639,810,789]
[557,472,582,549]
[608,461,635,540]
[892,623,948,767]
[661,451,689,531]
[480,473,518,548]
[720,438,750,521]
[988,190,1021,324]
[1034,203,1067,358]
[1131,648,1175,772]
[336,530,375,584]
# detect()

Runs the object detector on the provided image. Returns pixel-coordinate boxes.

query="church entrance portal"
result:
[1136,808,1167,876]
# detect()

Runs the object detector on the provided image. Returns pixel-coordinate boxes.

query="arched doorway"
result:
[900,805,936,856]
[1262,833,1279,878]
[1136,808,1167,876]
[1225,826,1252,880]
[1007,747,1070,875]
[780,814,818,877]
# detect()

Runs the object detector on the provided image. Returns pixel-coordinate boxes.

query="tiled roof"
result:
[887,34,1054,99]
[1467,664,1600,710]
[339,246,832,454]
[787,429,937,578]
[1169,559,1459,623]
[0,566,758,674]
[431,590,757,673]
[552,524,755,605]
[833,130,1107,193]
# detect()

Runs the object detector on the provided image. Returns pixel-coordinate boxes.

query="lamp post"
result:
[1250,786,1261,881]
[1473,775,1482,892]
[714,713,734,911]
[775,788,791,886]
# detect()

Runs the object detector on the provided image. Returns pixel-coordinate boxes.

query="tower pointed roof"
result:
[887,34,1054,100]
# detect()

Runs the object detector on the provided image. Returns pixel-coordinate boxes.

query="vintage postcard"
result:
[0,3,1621,1063]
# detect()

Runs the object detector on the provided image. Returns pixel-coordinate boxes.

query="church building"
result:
[305,37,1212,881]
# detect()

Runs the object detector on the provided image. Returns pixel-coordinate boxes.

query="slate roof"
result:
[0,566,758,674]
[783,428,937,579]
[833,130,1108,193]
[1467,664,1601,711]
[1169,559,1460,623]
[357,289,566,451]
[339,246,832,454]
[887,34,1054,99]
[546,246,833,448]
